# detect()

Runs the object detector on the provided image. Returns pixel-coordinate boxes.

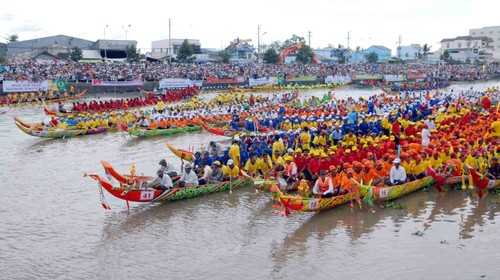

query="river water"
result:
[1,82,499,280]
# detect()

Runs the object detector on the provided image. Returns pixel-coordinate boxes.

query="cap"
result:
[284,155,293,161]
[227,159,234,165]
[212,160,221,166]
[393,158,401,163]
[184,163,192,169]
[493,156,499,161]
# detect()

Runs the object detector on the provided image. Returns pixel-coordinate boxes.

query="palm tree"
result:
[422,44,431,60]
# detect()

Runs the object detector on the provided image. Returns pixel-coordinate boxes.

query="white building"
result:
[398,44,422,61]
[440,35,493,63]
[147,38,201,60]
[469,26,500,61]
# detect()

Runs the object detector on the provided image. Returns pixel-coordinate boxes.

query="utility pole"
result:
[346,31,351,64]
[347,31,351,50]
[307,31,312,47]
[397,34,402,59]
[257,24,261,64]
[168,18,172,64]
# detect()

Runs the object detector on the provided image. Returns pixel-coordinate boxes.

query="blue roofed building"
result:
[364,45,392,62]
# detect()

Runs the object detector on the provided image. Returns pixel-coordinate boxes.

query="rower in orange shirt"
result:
[373,160,389,186]
[360,162,378,185]
[328,165,342,196]
[340,168,356,195]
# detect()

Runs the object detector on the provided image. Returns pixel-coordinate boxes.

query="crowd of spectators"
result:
[1,61,499,83]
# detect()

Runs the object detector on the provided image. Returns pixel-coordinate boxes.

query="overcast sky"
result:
[1,0,498,55]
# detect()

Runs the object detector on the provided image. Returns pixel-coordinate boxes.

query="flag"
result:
[85,64,89,72]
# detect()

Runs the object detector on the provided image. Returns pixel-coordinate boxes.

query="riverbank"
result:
[3,76,499,96]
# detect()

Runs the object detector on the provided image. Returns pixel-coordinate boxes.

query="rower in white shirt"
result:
[388,158,407,186]
[179,163,199,188]
[147,170,173,190]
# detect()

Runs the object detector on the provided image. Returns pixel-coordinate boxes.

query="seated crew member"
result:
[487,156,500,180]
[178,163,199,188]
[312,170,334,198]
[209,161,224,183]
[222,159,240,181]
[147,170,173,190]
[198,160,212,185]
[158,159,177,177]
[387,158,407,186]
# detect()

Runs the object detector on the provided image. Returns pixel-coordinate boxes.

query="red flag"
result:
[85,64,89,72]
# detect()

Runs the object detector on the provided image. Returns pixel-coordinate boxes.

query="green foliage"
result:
[282,34,305,52]
[0,55,7,64]
[385,201,404,209]
[443,50,450,61]
[412,230,424,237]
[295,44,314,64]
[177,39,195,61]
[422,43,431,56]
[125,45,140,62]
[263,48,280,64]
[337,52,346,64]
[219,46,237,63]
[191,44,201,54]
[69,46,83,62]
[267,41,284,53]
[366,52,379,63]
[6,34,18,43]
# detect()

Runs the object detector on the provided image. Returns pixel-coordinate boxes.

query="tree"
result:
[263,48,280,64]
[177,39,194,61]
[422,43,431,60]
[442,50,450,61]
[0,55,7,64]
[296,44,314,64]
[219,46,237,63]
[6,34,18,43]
[366,52,379,63]
[125,44,140,62]
[282,35,305,51]
[69,46,83,62]
[191,44,202,54]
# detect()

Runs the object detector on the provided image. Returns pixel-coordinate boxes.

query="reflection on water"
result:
[1,83,500,279]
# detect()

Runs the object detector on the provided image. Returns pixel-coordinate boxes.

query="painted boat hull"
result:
[359,176,435,202]
[166,143,194,162]
[1,90,87,107]
[200,121,239,138]
[14,117,84,138]
[88,174,251,203]
[270,184,354,213]
[129,125,201,137]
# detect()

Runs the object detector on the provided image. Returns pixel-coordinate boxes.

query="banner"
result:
[248,77,278,87]
[384,75,405,82]
[351,74,381,80]
[2,80,49,92]
[92,79,144,87]
[406,73,427,80]
[205,77,245,84]
[325,75,352,84]
[286,76,317,82]
[159,78,202,88]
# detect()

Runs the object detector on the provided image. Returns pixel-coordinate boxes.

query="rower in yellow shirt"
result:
[229,139,241,167]
[300,127,312,151]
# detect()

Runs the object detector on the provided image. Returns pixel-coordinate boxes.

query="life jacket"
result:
[317,177,332,192]
[285,162,297,177]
